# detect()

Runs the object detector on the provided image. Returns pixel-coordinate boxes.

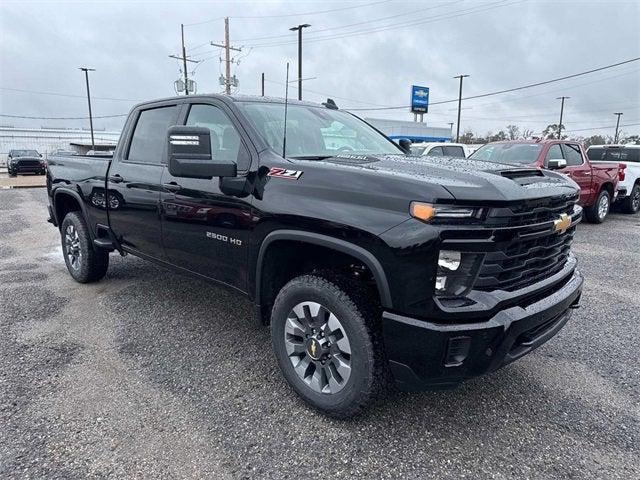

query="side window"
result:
[186,104,250,171]
[428,146,444,156]
[127,105,177,164]
[562,144,584,166]
[443,146,465,157]
[545,144,564,165]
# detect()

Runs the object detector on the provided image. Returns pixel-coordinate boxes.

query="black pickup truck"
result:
[46,94,583,417]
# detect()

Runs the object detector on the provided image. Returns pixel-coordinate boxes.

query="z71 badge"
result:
[267,167,303,180]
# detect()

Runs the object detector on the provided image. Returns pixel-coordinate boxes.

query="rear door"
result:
[160,101,254,292]
[560,143,593,205]
[108,103,179,259]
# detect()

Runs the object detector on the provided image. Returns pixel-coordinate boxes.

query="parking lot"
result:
[0,188,638,479]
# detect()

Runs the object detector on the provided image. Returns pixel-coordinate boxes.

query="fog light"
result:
[438,250,461,271]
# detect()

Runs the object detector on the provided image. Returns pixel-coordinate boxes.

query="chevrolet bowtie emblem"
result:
[310,341,318,357]
[554,213,572,234]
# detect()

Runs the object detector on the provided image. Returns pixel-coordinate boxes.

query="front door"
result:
[160,102,254,291]
[561,143,593,205]
[108,104,179,259]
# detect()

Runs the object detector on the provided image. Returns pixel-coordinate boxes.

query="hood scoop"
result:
[499,168,544,179]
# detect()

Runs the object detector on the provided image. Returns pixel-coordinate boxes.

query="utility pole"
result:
[290,24,311,101]
[211,17,242,95]
[613,112,623,143]
[454,74,469,142]
[556,96,569,139]
[79,67,95,150]
[261,73,265,96]
[169,24,200,95]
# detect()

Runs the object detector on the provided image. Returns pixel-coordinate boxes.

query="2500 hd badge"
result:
[45,93,583,418]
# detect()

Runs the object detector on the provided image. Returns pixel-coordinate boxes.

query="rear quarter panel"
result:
[47,155,111,234]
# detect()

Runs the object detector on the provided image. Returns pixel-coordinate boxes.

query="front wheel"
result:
[621,183,640,214]
[271,273,388,418]
[584,189,610,223]
[60,212,109,283]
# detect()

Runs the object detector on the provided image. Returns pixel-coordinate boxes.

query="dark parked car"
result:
[7,149,46,176]
[46,94,583,417]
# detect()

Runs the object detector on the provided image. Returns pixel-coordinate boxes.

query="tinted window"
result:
[186,104,250,170]
[443,145,465,158]
[410,146,427,155]
[562,143,584,166]
[545,145,564,163]
[588,147,640,163]
[128,106,177,164]
[471,143,543,164]
[427,146,444,156]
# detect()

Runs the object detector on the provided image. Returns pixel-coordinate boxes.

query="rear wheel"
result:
[60,212,109,283]
[271,273,388,418]
[584,189,610,223]
[621,183,640,214]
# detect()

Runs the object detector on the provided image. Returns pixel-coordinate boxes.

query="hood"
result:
[319,153,579,203]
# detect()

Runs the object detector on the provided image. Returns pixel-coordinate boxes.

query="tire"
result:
[271,272,388,418]
[621,183,640,214]
[8,170,16,177]
[584,189,610,223]
[60,211,109,283]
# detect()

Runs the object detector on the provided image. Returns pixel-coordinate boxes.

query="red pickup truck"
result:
[471,140,621,223]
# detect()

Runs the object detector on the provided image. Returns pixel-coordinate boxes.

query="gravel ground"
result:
[1,188,638,479]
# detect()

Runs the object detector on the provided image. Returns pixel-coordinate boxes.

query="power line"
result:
[244,0,519,48]
[564,122,640,133]
[347,57,640,111]
[0,86,139,102]
[233,1,463,43]
[0,113,128,120]
[184,0,391,26]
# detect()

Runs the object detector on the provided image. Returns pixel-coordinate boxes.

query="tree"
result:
[621,134,640,145]
[583,135,607,148]
[521,128,534,139]
[506,124,520,140]
[487,130,507,142]
[459,129,475,144]
[542,124,565,140]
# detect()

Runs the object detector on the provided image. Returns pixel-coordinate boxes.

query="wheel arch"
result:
[53,188,95,240]
[255,230,392,324]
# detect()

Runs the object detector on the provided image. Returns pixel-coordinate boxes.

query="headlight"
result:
[410,202,478,222]
[435,250,482,296]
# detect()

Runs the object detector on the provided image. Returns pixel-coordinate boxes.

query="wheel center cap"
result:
[306,338,322,360]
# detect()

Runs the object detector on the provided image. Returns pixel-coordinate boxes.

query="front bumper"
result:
[382,267,583,390]
[10,164,46,174]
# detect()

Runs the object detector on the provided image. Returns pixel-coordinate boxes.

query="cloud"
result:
[1,0,638,138]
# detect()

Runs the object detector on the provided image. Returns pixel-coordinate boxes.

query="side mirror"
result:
[167,125,237,179]
[398,138,412,154]
[547,158,567,170]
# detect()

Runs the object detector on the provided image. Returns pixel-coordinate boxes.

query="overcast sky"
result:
[1,0,639,139]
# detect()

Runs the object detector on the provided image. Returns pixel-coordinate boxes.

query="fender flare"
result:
[53,187,95,240]
[255,230,392,309]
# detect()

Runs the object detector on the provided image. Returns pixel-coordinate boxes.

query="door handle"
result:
[109,174,124,183]
[163,182,182,192]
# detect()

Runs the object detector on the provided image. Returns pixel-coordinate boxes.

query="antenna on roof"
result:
[282,62,290,159]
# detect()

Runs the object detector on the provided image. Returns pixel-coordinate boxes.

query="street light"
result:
[79,67,96,150]
[556,96,570,139]
[454,74,469,142]
[290,24,311,101]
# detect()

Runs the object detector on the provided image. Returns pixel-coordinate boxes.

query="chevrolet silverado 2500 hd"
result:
[46,95,583,417]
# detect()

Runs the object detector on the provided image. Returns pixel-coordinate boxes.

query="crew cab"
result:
[471,140,621,223]
[587,144,640,214]
[7,149,46,176]
[46,95,583,417]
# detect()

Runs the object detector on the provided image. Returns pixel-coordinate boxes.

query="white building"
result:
[0,126,121,164]
[365,118,452,143]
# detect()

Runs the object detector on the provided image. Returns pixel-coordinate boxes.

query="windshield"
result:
[470,143,543,164]
[238,102,403,158]
[587,147,639,163]
[11,149,39,157]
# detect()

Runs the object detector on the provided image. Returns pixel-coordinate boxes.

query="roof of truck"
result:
[133,93,334,110]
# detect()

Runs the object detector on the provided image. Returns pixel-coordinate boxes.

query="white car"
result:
[410,142,470,158]
[587,144,640,214]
